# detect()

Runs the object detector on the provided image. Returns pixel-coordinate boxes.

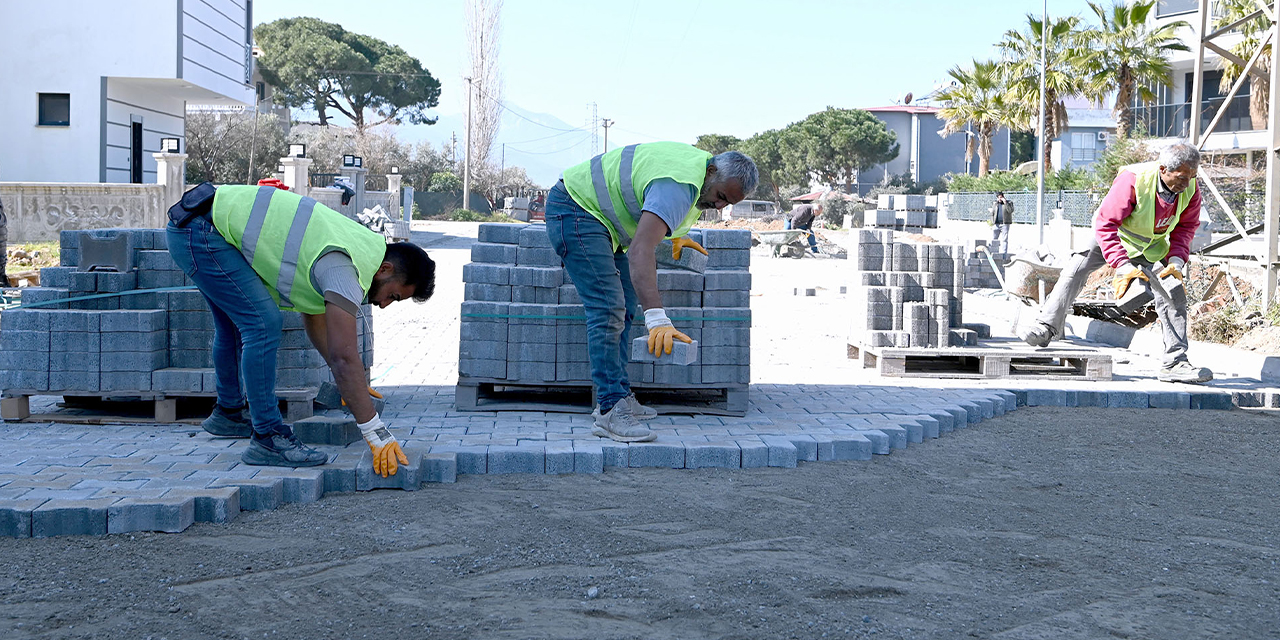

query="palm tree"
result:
[936,60,1026,177]
[999,14,1086,174]
[1078,1,1188,138]
[1215,0,1272,129]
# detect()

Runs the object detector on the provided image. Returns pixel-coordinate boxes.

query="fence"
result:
[943,191,1100,227]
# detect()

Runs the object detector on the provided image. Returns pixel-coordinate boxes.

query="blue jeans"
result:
[167,217,285,435]
[544,183,637,412]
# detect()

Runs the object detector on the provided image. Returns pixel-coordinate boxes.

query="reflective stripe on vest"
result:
[589,154,632,248]
[241,186,275,265]
[275,197,317,308]
[618,145,642,218]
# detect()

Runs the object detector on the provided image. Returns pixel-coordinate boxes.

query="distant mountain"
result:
[399,103,599,187]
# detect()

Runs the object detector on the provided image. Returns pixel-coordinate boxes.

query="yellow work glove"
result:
[358,416,408,478]
[671,236,708,261]
[643,308,692,356]
[1112,263,1148,299]
[342,386,383,407]
[1158,256,1186,282]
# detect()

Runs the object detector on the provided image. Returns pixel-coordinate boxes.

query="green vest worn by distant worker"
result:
[211,185,387,314]
[562,141,712,251]
[1113,161,1197,263]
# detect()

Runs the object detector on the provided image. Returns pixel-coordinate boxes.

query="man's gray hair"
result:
[711,151,760,194]
[1159,142,1200,170]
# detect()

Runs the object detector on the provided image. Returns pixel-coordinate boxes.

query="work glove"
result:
[358,415,408,478]
[1112,262,1148,299]
[341,386,383,407]
[1158,256,1187,282]
[644,308,692,356]
[671,237,708,261]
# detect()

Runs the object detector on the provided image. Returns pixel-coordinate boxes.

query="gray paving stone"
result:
[256,468,326,502]
[630,338,698,365]
[32,498,118,537]
[487,445,545,474]
[758,436,798,468]
[510,266,563,288]
[627,442,684,468]
[477,222,528,245]
[471,242,517,264]
[163,488,240,523]
[703,271,751,291]
[701,229,752,249]
[0,498,47,538]
[857,430,891,455]
[1075,390,1109,407]
[736,440,769,468]
[462,263,512,285]
[785,435,818,462]
[685,441,741,469]
[830,434,873,461]
[544,443,574,474]
[429,445,487,474]
[210,478,284,511]
[107,495,195,533]
[573,442,605,474]
[423,453,458,483]
[517,224,553,248]
[1107,391,1149,409]
[599,441,629,467]
[357,448,423,490]
[100,310,166,333]
[1190,392,1234,410]
[1149,391,1192,409]
[810,435,837,461]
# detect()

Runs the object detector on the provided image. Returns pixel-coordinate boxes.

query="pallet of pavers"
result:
[457,223,751,415]
[844,229,1111,381]
[0,228,374,422]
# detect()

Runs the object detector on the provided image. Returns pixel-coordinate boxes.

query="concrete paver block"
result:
[655,241,709,273]
[357,448,424,491]
[685,441,741,469]
[210,478,284,511]
[423,453,458,483]
[164,488,240,523]
[107,496,195,534]
[573,442,605,474]
[486,445,546,474]
[759,436,798,468]
[256,468,326,503]
[545,443,574,474]
[0,498,48,538]
[627,442,685,468]
[631,338,698,365]
[736,440,769,468]
[477,222,529,245]
[32,498,119,537]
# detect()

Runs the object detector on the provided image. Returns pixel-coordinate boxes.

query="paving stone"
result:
[422,453,458,483]
[857,430,890,455]
[544,443,574,474]
[357,448,424,490]
[477,222,528,245]
[830,434,873,461]
[293,416,362,446]
[684,441,741,469]
[573,442,605,474]
[630,338,698,365]
[701,229,752,249]
[735,440,769,468]
[1075,390,1109,407]
[1149,392,1192,409]
[32,498,119,537]
[1190,392,1234,410]
[107,495,195,533]
[655,241,710,273]
[255,468,326,503]
[0,498,47,538]
[1106,391,1149,409]
[429,445,487,474]
[1026,389,1073,407]
[163,488,240,523]
[471,242,517,264]
[759,436,798,468]
[487,445,545,474]
[627,442,684,468]
[210,478,284,511]
[926,410,955,434]
[786,435,819,462]
[703,270,751,291]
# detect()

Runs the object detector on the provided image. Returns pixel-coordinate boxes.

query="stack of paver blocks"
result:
[964,239,1008,290]
[459,223,752,400]
[847,229,978,349]
[503,196,533,222]
[864,194,939,231]
[0,228,365,398]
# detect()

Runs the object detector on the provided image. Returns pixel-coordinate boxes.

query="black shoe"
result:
[201,404,252,437]
[241,429,328,467]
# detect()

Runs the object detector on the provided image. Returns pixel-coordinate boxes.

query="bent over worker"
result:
[547,142,758,442]
[1018,143,1212,384]
[166,182,436,473]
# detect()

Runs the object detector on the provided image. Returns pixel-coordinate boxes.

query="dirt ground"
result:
[3,406,1280,640]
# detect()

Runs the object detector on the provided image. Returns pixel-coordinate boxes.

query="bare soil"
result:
[3,407,1279,639]
[1232,325,1280,355]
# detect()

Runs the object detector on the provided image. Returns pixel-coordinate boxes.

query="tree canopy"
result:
[781,108,899,192]
[255,18,442,132]
[694,134,743,156]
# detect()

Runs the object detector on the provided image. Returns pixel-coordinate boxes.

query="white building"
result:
[0,0,255,184]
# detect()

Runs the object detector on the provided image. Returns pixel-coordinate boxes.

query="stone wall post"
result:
[281,157,313,197]
[386,173,402,219]
[152,152,187,208]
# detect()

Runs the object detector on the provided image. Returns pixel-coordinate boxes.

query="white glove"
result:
[1117,262,1139,277]
[358,415,396,449]
[358,415,408,477]
[643,307,674,330]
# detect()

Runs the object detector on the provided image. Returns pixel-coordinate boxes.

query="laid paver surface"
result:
[0,222,1256,536]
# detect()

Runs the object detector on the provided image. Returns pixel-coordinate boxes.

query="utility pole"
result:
[1035,0,1048,245]
[589,102,599,154]
[601,118,614,152]
[449,132,458,171]
[464,76,473,212]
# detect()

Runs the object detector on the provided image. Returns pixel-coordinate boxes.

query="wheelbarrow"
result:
[756,229,815,258]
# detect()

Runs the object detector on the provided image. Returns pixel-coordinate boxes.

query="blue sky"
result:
[256,0,1100,180]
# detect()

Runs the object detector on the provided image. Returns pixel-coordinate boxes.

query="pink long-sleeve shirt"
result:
[1094,169,1201,268]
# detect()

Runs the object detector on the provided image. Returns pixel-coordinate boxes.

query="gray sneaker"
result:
[1158,361,1214,384]
[1018,321,1055,348]
[591,402,656,443]
[623,393,657,421]
[201,404,251,438]
[241,430,328,467]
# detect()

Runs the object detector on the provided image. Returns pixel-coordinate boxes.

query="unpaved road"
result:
[3,407,1279,640]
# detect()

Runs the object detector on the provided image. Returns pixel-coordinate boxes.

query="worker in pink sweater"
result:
[1019,142,1212,383]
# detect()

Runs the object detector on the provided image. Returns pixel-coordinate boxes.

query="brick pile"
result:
[864,194,940,231]
[964,239,1008,290]
[847,229,978,349]
[458,223,752,392]
[0,228,369,397]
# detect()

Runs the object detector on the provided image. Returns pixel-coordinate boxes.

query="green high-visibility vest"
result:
[211,185,388,314]
[1110,161,1196,263]
[562,141,712,251]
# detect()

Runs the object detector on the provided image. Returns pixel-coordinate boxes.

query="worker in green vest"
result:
[166,182,436,475]
[550,142,758,441]
[1019,142,1212,383]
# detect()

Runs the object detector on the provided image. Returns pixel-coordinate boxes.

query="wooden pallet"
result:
[455,378,749,416]
[0,388,318,423]
[847,342,1112,381]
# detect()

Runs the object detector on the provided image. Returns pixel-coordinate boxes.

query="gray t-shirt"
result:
[310,250,364,316]
[642,178,697,234]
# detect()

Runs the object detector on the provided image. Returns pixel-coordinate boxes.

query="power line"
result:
[470,83,586,133]
[503,135,592,156]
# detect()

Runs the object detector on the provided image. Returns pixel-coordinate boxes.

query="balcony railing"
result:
[1130,94,1257,139]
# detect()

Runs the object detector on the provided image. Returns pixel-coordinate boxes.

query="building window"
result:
[1156,0,1196,17]
[38,93,70,126]
[1070,132,1099,163]
[256,82,266,102]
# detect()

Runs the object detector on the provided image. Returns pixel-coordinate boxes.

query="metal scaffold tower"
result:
[1191,0,1280,308]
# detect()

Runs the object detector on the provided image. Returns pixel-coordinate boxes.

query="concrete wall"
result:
[0,183,167,243]
[857,111,1010,194]
[181,0,254,97]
